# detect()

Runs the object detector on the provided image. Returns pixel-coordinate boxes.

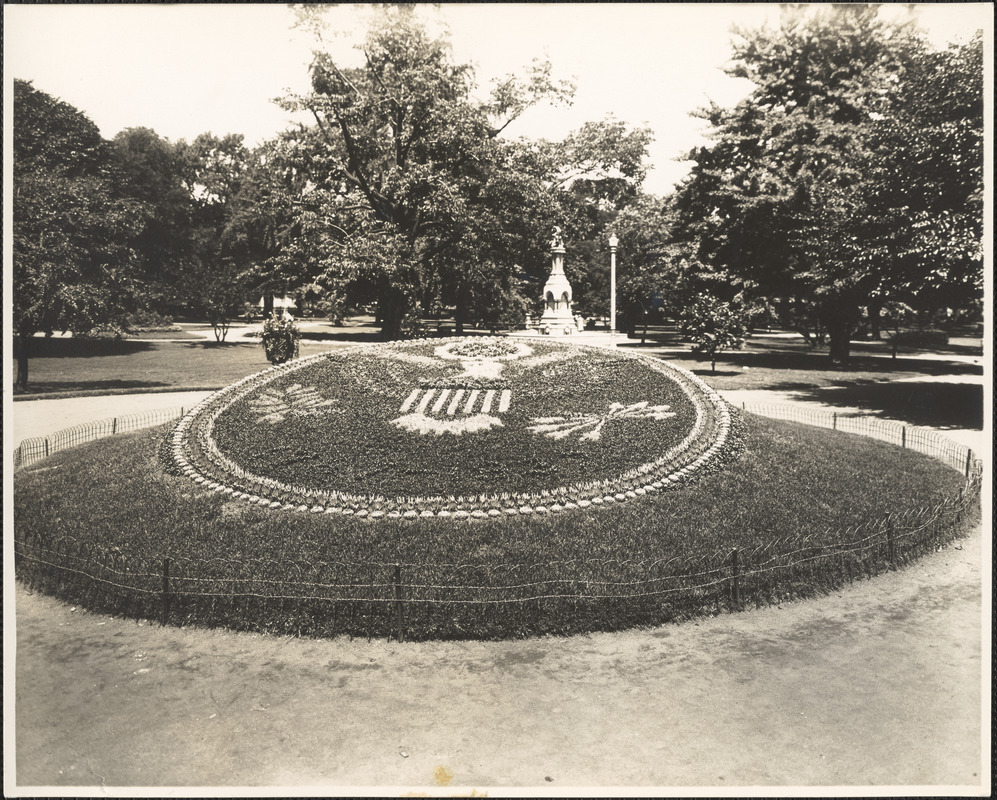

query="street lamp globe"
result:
[608,233,619,249]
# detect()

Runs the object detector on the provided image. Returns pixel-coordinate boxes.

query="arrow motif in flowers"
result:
[247,384,337,424]
[528,401,677,442]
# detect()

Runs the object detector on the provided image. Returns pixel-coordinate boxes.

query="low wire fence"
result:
[13,403,984,641]
[738,402,979,477]
[13,406,187,469]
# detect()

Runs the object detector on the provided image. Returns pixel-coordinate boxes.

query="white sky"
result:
[3,3,991,196]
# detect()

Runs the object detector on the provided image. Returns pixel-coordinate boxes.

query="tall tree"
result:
[111,127,193,310]
[673,5,969,364]
[612,194,729,329]
[13,80,143,389]
[552,117,654,318]
[222,137,304,314]
[275,5,573,338]
[176,132,252,338]
[864,32,984,329]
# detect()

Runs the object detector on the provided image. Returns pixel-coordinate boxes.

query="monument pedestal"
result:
[535,232,580,337]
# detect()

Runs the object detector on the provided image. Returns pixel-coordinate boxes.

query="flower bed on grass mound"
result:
[163,338,742,518]
[15,415,979,641]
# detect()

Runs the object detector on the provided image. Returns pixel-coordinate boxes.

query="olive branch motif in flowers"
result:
[247,383,337,424]
[528,401,677,442]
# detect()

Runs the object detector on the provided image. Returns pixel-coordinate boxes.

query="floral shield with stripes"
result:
[390,338,527,435]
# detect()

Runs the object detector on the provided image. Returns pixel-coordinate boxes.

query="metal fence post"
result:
[901,427,907,449]
[112,417,118,435]
[161,557,171,625]
[393,563,405,643]
[833,412,837,431]
[965,450,972,479]
[44,438,50,458]
[730,548,741,608]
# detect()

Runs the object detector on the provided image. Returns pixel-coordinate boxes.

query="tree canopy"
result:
[240,5,651,338]
[13,80,144,389]
[673,5,983,363]
[13,4,982,377]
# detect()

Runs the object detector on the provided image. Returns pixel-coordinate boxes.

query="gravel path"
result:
[12,526,985,791]
[9,391,214,444]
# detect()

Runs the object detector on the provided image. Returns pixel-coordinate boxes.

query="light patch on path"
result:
[10,391,214,445]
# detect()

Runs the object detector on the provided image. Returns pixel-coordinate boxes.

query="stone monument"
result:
[538,227,577,336]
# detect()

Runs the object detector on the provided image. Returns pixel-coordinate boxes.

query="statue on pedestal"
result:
[539,226,575,335]
[550,226,564,251]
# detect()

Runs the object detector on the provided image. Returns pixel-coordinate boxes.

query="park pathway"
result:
[9,390,214,445]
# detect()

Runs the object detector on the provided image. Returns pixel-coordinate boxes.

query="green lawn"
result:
[12,338,348,398]
[13,328,984,430]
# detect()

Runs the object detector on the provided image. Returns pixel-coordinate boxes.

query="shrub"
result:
[124,309,178,332]
[78,322,128,340]
[889,329,949,349]
[260,313,300,364]
[680,296,748,372]
[316,293,348,326]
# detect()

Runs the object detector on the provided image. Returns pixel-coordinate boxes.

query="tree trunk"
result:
[823,299,858,367]
[455,291,466,336]
[15,332,31,390]
[263,294,274,317]
[827,322,852,366]
[868,299,883,340]
[377,286,408,341]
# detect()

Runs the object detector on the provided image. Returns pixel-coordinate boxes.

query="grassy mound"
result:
[14,414,977,640]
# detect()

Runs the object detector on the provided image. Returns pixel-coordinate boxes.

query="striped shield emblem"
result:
[399,387,512,416]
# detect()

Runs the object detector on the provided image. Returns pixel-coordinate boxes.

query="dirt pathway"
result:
[9,390,214,444]
[12,523,984,792]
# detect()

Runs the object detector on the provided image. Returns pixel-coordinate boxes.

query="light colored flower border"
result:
[165,338,740,519]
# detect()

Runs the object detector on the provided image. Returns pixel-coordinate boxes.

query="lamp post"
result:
[608,233,619,334]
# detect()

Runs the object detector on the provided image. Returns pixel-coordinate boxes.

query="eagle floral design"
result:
[247,383,337,424]
[528,401,677,442]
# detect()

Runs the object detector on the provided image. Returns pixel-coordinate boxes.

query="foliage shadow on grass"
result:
[849,339,984,358]
[689,369,744,378]
[12,379,175,397]
[14,337,158,359]
[179,341,261,349]
[771,380,984,430]
[662,348,983,378]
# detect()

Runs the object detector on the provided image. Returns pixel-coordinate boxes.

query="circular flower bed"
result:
[162,338,743,518]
